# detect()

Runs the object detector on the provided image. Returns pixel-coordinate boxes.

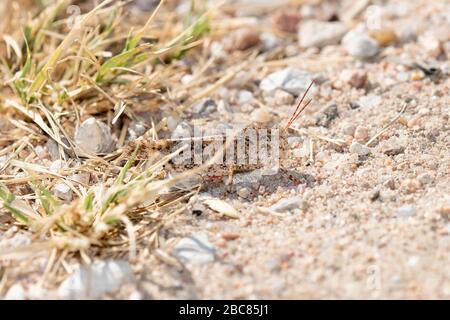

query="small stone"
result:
[127,121,146,140]
[221,232,240,241]
[402,178,421,193]
[71,172,91,185]
[358,94,381,108]
[369,29,398,46]
[270,10,301,33]
[348,70,368,89]
[58,260,134,299]
[343,31,379,58]
[298,20,347,48]
[438,206,450,216]
[251,109,273,124]
[349,141,371,156]
[260,68,313,95]
[396,205,416,218]
[237,187,250,199]
[224,29,260,52]
[315,104,339,127]
[418,32,443,58]
[54,183,73,201]
[166,116,180,132]
[171,121,192,140]
[4,284,25,300]
[341,122,356,136]
[237,90,254,104]
[49,159,65,173]
[273,89,294,106]
[270,196,303,213]
[354,126,369,143]
[192,98,217,115]
[381,139,405,156]
[74,118,114,155]
[417,172,433,185]
[172,233,215,264]
[260,32,279,50]
[217,100,233,116]
[369,189,380,201]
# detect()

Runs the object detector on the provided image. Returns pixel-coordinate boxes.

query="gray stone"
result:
[343,31,380,58]
[299,20,347,48]
[342,123,356,136]
[49,159,65,173]
[260,32,280,50]
[58,260,134,299]
[270,196,304,212]
[260,68,313,95]
[128,121,146,141]
[192,98,217,115]
[349,141,372,156]
[172,233,215,265]
[396,205,416,218]
[238,90,254,104]
[54,183,73,201]
[171,121,192,140]
[74,118,114,155]
[358,94,381,108]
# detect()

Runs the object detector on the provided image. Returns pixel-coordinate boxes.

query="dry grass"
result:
[0,0,221,284]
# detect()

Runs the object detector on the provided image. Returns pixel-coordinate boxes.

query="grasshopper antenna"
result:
[284,80,314,130]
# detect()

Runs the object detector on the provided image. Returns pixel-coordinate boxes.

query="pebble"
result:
[74,118,114,155]
[217,100,233,116]
[224,29,260,52]
[417,172,433,185]
[354,125,369,143]
[348,70,368,89]
[315,104,339,128]
[298,20,347,48]
[127,121,146,141]
[238,90,254,104]
[172,233,216,265]
[171,121,192,139]
[358,94,381,108]
[369,29,398,46]
[396,205,416,218]
[221,232,240,241]
[381,138,405,156]
[341,122,356,136]
[418,32,442,58]
[250,109,273,124]
[237,187,250,199]
[58,260,134,299]
[260,68,313,95]
[54,183,73,201]
[192,98,217,115]
[260,32,280,51]
[49,159,65,173]
[4,284,25,300]
[273,89,294,106]
[270,196,304,213]
[270,10,301,33]
[343,31,380,58]
[349,141,372,156]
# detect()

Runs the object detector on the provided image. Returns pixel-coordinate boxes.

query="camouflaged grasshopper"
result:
[116,82,314,187]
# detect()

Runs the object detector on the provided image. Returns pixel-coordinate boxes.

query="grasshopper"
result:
[116,82,314,189]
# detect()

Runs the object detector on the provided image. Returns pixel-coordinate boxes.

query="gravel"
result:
[58,260,134,299]
[74,118,114,155]
[259,68,313,95]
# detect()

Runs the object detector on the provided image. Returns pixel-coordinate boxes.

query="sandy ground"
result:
[1,0,450,299]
